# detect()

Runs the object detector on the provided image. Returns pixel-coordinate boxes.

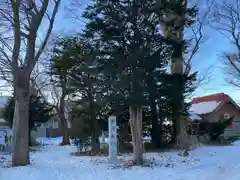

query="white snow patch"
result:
[190,101,221,115]
[1,141,240,179]
[0,119,6,123]
[232,140,240,146]
[189,112,202,121]
[0,96,9,108]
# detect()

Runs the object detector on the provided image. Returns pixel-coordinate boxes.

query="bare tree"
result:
[184,0,215,97]
[0,0,61,166]
[29,30,74,147]
[184,0,214,75]
[210,0,240,88]
[39,81,71,146]
[49,79,71,146]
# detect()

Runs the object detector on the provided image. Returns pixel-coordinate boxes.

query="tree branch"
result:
[34,0,61,63]
[10,0,21,77]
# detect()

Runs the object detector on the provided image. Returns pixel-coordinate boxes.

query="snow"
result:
[0,96,9,108]
[0,131,5,145]
[189,112,202,121]
[0,119,6,123]
[1,138,240,180]
[232,140,240,146]
[190,101,221,115]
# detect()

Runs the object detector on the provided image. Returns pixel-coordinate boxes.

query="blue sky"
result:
[1,0,240,103]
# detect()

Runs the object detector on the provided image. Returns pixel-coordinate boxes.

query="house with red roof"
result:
[190,93,240,137]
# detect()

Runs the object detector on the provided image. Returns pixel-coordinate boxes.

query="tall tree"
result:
[158,0,197,148]
[83,0,171,164]
[49,38,77,145]
[54,36,109,151]
[0,0,61,166]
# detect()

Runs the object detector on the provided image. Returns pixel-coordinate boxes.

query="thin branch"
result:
[10,0,21,77]
[34,0,61,63]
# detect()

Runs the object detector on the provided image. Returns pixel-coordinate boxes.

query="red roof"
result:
[192,93,229,104]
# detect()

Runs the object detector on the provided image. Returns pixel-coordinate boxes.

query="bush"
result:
[69,117,91,152]
[228,136,240,143]
[193,117,234,142]
[118,142,133,153]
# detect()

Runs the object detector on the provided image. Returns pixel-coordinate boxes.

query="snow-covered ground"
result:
[1,138,240,180]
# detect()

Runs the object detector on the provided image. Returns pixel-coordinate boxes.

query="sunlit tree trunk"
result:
[160,0,188,149]
[171,44,185,149]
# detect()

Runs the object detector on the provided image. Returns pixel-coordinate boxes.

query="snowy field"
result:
[1,138,240,180]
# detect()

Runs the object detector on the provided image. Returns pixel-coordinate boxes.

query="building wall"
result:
[33,116,71,138]
[0,122,7,127]
[32,123,47,138]
[202,101,240,137]
[46,128,72,138]
[214,102,240,122]
[0,119,8,128]
[33,118,58,138]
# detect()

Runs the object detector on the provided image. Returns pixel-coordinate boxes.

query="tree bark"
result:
[28,128,32,146]
[90,117,100,152]
[129,106,143,165]
[59,112,70,146]
[159,1,188,150]
[91,130,100,152]
[60,118,70,145]
[59,87,70,146]
[171,56,188,150]
[12,76,30,166]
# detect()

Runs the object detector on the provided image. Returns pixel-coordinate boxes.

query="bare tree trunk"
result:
[58,84,70,146]
[159,0,191,150]
[129,106,143,165]
[60,116,70,145]
[171,43,188,150]
[12,76,30,166]
[59,112,70,146]
[90,116,100,152]
[0,0,61,167]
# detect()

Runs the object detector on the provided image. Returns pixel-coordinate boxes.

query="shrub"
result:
[118,142,133,153]
[193,117,234,142]
[228,136,240,143]
[69,117,91,152]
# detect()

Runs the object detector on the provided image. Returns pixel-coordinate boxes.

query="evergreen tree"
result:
[49,37,78,145]
[69,39,110,152]
[160,72,197,143]
[158,0,198,148]
[83,0,173,164]
[52,36,109,151]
